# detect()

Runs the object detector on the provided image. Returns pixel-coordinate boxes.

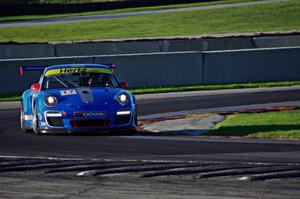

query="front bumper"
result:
[38,109,136,133]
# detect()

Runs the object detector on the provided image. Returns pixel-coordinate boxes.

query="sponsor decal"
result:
[74,112,106,118]
[59,68,87,74]
[60,89,77,96]
[45,68,112,76]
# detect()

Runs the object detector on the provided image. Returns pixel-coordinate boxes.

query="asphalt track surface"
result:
[0,0,287,28]
[0,87,300,164]
[1,87,300,198]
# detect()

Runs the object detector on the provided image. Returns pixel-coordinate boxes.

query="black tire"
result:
[127,128,137,134]
[134,109,138,127]
[135,113,138,127]
[20,103,31,133]
[112,128,136,136]
[32,106,40,135]
[20,107,25,131]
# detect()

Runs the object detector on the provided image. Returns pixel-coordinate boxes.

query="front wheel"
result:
[32,107,40,135]
[20,104,30,133]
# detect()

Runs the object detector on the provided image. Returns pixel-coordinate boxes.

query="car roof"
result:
[44,64,110,72]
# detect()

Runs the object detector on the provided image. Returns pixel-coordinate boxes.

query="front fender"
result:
[21,89,38,115]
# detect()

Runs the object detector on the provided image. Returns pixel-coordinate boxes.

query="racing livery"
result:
[20,64,137,134]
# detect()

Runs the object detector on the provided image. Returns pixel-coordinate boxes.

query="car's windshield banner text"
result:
[45,68,112,76]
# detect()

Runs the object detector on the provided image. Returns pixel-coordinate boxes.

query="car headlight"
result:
[44,96,58,107]
[117,93,129,106]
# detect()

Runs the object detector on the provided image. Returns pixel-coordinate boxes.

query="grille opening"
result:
[70,120,110,128]
[47,118,64,127]
[115,115,131,125]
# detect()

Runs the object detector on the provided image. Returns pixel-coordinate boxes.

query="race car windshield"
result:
[42,72,119,89]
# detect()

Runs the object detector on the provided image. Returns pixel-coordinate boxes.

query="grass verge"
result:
[1,80,300,102]
[0,0,299,42]
[205,109,300,139]
[0,94,21,102]
[0,0,254,23]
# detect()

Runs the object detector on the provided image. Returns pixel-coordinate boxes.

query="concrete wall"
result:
[0,56,93,94]
[0,43,55,59]
[0,47,299,95]
[2,34,299,60]
[253,35,300,48]
[93,52,203,87]
[203,47,300,84]
[55,37,254,57]
[55,41,164,57]
[0,52,202,94]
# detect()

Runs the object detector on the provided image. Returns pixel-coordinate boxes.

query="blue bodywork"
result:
[21,64,137,133]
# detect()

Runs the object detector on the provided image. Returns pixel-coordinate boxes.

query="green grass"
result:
[1,80,300,102]
[206,110,300,139]
[1,0,299,42]
[0,94,21,102]
[0,0,254,23]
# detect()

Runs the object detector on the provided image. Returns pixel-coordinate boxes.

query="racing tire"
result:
[127,128,137,135]
[113,128,136,135]
[134,112,138,127]
[126,112,138,135]
[20,104,31,133]
[32,106,41,135]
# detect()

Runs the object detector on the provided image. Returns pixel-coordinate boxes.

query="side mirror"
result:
[31,83,41,91]
[120,81,128,89]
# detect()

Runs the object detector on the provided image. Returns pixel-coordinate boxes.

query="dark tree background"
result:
[0,0,117,5]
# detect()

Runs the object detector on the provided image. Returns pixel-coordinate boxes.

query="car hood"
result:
[44,87,126,108]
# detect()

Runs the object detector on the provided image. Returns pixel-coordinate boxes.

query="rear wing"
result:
[20,66,48,76]
[20,64,116,76]
[106,64,116,74]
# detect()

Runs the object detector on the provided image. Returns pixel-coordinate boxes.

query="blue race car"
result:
[20,64,137,135]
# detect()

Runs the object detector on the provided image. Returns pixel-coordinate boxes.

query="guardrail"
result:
[0,47,299,94]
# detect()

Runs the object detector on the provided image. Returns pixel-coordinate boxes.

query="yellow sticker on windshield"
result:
[45,68,112,76]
